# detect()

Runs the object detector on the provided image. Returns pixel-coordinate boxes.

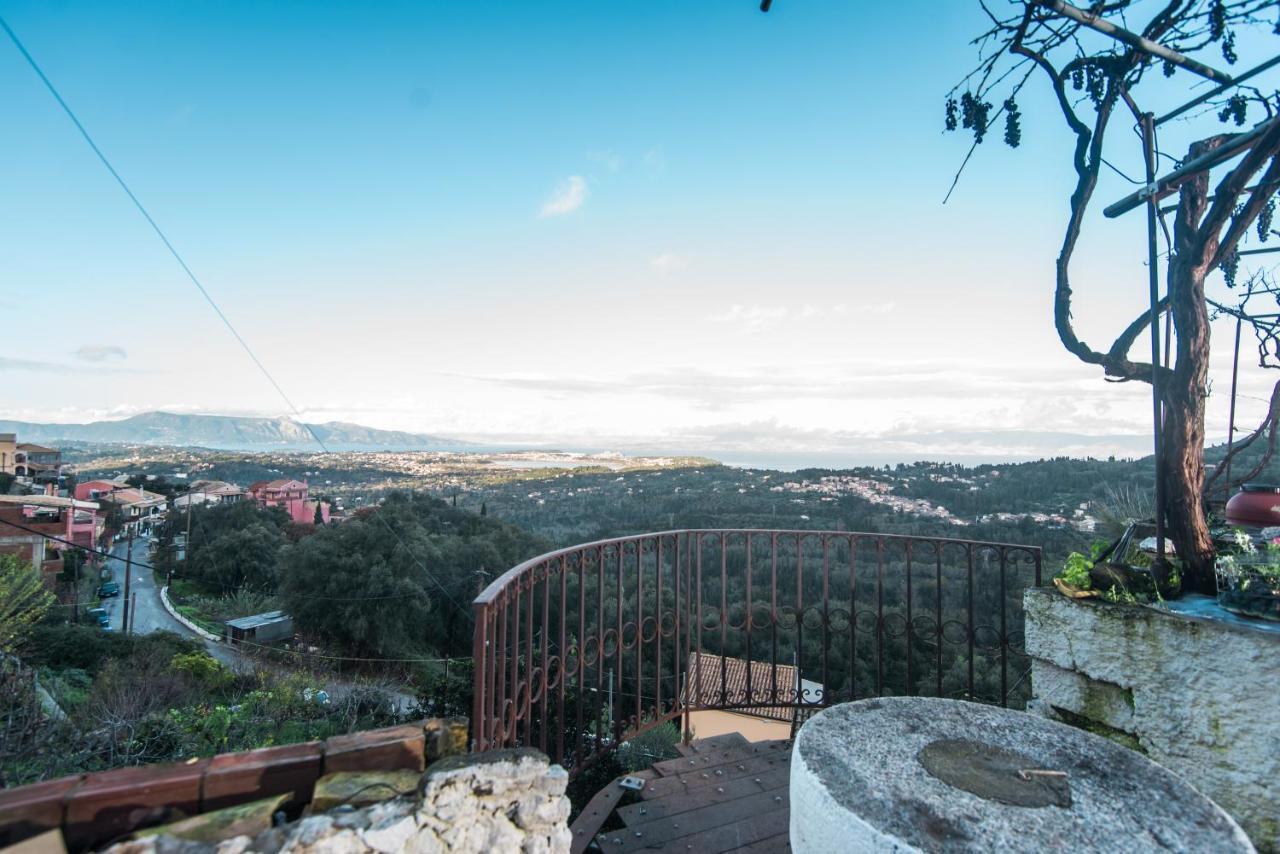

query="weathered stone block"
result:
[310,771,421,813]
[1025,587,1280,853]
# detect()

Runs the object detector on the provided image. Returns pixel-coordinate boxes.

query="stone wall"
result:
[1025,588,1280,852]
[106,749,571,854]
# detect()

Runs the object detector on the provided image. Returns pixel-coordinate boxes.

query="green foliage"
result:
[25,624,200,675]
[1058,551,1094,590]
[277,493,545,657]
[412,659,473,718]
[176,589,281,626]
[182,501,289,593]
[170,651,233,689]
[619,722,682,772]
[0,554,56,653]
[1101,585,1139,606]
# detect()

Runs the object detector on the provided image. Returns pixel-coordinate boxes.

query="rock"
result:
[134,795,289,844]
[790,697,1253,854]
[310,771,422,812]
[1026,587,1280,851]
[103,747,572,854]
[360,815,417,853]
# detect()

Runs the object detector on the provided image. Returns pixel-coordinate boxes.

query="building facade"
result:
[248,479,328,525]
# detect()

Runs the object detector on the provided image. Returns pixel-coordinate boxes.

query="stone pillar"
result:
[1025,588,1279,852]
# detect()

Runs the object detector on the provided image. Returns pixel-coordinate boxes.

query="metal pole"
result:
[123,530,134,635]
[1039,0,1233,84]
[1157,54,1280,126]
[1225,315,1243,493]
[1142,112,1166,561]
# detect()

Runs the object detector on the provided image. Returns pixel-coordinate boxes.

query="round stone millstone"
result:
[789,697,1254,853]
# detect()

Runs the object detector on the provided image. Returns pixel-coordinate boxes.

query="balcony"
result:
[471,529,1042,777]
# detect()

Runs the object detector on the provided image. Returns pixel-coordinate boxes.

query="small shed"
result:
[224,610,293,646]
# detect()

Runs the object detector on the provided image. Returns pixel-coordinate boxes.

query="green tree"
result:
[277,493,544,657]
[0,554,55,653]
[314,502,324,526]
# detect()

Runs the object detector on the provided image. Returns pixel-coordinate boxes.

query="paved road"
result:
[97,535,238,667]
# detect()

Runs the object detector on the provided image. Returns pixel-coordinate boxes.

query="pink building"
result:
[248,479,329,525]
[0,495,103,578]
[74,480,122,502]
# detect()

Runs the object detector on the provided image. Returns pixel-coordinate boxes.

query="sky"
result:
[3,1,1280,463]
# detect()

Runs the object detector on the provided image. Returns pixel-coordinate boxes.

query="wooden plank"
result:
[603,783,790,852]
[737,831,792,852]
[650,745,758,778]
[684,732,749,754]
[650,805,790,853]
[640,746,791,800]
[568,771,652,854]
[617,767,790,826]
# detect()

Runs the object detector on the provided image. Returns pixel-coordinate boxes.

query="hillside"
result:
[0,411,468,451]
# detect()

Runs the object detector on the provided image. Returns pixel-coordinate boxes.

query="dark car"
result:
[98,581,121,599]
[86,607,110,628]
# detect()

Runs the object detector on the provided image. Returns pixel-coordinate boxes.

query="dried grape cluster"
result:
[1223,249,1240,289]
[1003,98,1021,148]
[1219,94,1249,126]
[1070,64,1107,106]
[944,91,1019,148]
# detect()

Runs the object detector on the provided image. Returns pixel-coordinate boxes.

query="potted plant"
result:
[1214,529,1280,622]
[1053,521,1182,603]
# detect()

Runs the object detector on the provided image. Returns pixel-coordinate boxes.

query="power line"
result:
[229,635,470,665]
[0,14,473,624]
[0,13,306,424]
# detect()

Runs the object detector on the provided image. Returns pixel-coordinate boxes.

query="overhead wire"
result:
[0,13,471,624]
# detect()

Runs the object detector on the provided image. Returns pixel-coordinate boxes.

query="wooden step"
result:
[681,732,749,756]
[568,770,654,854]
[603,781,790,852]
[617,767,789,827]
[640,743,790,801]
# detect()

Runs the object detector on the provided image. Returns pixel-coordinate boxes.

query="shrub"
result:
[171,651,233,690]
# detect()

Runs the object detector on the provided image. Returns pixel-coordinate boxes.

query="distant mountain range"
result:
[0,412,470,451]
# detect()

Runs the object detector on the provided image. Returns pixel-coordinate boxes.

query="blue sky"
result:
[3,1,1279,461]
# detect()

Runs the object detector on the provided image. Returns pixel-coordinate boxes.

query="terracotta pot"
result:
[1224,483,1280,527]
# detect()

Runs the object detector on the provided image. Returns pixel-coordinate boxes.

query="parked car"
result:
[98,581,121,599]
[86,607,110,628]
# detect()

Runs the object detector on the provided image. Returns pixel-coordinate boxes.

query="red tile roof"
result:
[684,652,800,722]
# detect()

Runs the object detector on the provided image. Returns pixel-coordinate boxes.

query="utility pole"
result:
[129,591,137,635]
[122,530,134,635]
[184,495,193,564]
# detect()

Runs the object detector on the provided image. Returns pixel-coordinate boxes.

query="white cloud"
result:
[587,150,623,172]
[650,253,688,274]
[76,345,128,362]
[539,175,588,218]
[642,148,665,172]
[709,304,790,333]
